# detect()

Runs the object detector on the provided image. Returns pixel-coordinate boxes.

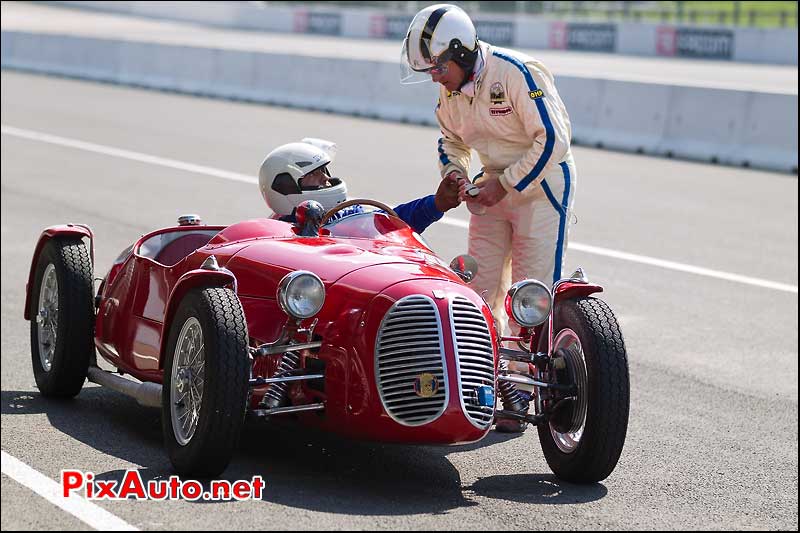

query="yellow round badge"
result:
[413,373,439,398]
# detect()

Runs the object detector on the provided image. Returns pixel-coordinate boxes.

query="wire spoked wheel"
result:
[162,287,249,478]
[36,264,60,372]
[29,238,93,397]
[170,317,205,446]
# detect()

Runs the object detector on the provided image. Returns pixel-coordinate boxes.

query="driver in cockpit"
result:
[259,139,461,233]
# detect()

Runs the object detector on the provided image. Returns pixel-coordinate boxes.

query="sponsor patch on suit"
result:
[490,106,513,116]
[490,82,506,104]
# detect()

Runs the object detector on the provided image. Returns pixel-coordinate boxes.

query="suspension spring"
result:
[498,360,530,413]
[260,351,302,409]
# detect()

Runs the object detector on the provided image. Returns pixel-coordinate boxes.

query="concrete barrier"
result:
[1,30,796,173]
[737,91,798,171]
[47,1,798,65]
[563,78,673,154]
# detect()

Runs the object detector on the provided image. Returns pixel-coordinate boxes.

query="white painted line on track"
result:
[3,124,797,294]
[564,242,798,293]
[1,450,138,531]
[1,125,258,185]
[441,216,797,293]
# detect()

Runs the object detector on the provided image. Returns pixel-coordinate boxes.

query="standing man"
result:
[401,4,577,432]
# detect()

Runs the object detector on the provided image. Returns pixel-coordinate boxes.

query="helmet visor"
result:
[400,36,451,84]
[401,36,432,84]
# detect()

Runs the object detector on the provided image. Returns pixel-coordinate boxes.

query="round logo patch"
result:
[413,373,439,398]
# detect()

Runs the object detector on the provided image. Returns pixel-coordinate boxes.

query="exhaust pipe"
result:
[87,367,162,408]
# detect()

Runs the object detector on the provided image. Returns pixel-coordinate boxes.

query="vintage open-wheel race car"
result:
[25,199,629,482]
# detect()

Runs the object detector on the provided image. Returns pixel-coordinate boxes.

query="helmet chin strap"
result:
[450,40,479,90]
[457,69,472,90]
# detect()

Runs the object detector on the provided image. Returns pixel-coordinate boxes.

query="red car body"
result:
[26,209,629,483]
[28,215,526,444]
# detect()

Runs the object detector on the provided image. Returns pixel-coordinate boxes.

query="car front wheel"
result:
[162,287,249,478]
[537,296,630,483]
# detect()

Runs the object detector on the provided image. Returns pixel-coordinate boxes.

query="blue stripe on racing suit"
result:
[492,50,556,193]
[437,137,451,166]
[540,162,571,284]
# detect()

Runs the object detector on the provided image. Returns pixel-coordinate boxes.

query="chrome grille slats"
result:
[384,397,446,409]
[382,373,446,390]
[450,296,496,429]
[379,366,443,379]
[375,295,448,427]
[379,343,440,360]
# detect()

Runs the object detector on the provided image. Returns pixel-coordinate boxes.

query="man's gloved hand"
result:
[435,172,463,212]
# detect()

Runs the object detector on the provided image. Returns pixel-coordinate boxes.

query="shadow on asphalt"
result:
[2,389,607,514]
[466,474,607,504]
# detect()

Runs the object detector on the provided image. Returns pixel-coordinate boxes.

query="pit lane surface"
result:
[1,70,797,530]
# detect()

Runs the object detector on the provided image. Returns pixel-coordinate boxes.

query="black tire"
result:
[537,297,629,483]
[162,288,250,478]
[29,238,94,397]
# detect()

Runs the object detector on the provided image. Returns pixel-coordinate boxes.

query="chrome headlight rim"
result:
[506,279,553,327]
[277,271,325,319]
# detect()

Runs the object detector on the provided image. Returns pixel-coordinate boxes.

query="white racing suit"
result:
[436,43,577,338]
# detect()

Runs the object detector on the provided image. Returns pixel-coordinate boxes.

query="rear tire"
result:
[537,297,629,483]
[29,238,94,397]
[162,288,250,478]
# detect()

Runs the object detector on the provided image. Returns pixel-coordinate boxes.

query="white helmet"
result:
[400,4,478,84]
[259,140,347,217]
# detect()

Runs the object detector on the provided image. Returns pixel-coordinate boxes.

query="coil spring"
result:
[260,351,302,408]
[498,360,530,413]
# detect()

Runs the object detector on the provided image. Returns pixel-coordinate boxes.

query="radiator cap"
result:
[178,214,202,226]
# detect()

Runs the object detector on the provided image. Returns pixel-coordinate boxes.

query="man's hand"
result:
[435,172,463,212]
[458,171,507,207]
[473,176,508,207]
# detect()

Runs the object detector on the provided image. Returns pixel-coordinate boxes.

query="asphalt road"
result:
[1,70,797,530]
[1,1,797,94]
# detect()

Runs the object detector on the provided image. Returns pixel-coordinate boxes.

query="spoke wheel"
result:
[162,287,249,478]
[170,317,205,446]
[29,238,93,397]
[36,264,60,372]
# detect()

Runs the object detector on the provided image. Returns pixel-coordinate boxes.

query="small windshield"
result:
[324,211,432,250]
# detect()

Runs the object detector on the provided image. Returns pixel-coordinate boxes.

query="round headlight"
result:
[505,280,552,327]
[277,271,325,319]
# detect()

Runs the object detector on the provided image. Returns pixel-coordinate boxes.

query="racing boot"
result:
[495,415,527,433]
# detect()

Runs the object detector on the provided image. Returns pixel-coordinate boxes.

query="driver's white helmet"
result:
[401,4,478,84]
[259,140,347,216]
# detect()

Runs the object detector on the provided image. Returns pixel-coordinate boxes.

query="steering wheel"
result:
[320,198,399,227]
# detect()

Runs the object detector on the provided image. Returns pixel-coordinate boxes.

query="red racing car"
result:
[25,199,629,482]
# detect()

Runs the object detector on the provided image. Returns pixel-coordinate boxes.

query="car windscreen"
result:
[324,212,432,250]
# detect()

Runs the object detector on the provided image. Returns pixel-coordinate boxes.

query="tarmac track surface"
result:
[1,70,797,530]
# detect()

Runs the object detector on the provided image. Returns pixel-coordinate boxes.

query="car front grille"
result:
[450,296,495,428]
[375,295,448,426]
